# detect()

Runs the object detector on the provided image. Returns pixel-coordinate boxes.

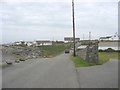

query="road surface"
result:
[2,53,119,88]
[2,53,79,88]
[77,59,119,88]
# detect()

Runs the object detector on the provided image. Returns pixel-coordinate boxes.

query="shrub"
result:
[104,48,115,52]
[99,49,104,52]
[99,48,118,52]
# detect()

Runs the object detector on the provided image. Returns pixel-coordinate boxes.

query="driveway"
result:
[77,59,119,88]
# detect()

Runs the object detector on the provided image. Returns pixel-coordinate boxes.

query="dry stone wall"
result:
[77,44,99,64]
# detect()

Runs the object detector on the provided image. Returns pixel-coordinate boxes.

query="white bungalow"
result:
[34,40,52,46]
[26,42,34,46]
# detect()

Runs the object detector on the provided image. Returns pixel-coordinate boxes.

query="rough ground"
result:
[2,46,42,64]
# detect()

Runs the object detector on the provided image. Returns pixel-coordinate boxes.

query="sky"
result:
[0,0,118,44]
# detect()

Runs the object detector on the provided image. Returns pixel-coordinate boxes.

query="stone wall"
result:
[77,46,88,60]
[77,44,99,64]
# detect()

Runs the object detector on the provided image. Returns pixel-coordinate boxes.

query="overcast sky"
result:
[0,0,118,44]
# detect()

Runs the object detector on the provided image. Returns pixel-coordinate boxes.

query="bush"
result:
[99,49,104,52]
[99,48,119,52]
[104,48,115,52]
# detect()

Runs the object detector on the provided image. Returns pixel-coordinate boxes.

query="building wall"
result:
[27,43,33,46]
[15,42,22,45]
[77,47,88,60]
[64,37,80,43]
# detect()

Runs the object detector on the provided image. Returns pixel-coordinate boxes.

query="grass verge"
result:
[71,52,119,67]
[71,55,96,67]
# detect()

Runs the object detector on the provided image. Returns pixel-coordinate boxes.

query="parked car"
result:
[65,49,70,53]
[6,61,13,65]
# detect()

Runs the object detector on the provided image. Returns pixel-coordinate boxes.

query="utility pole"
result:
[89,32,91,46]
[83,33,84,40]
[72,0,76,57]
[89,32,91,40]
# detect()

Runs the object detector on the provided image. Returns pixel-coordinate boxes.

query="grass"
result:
[38,43,71,58]
[71,55,96,67]
[98,52,119,64]
[71,52,119,67]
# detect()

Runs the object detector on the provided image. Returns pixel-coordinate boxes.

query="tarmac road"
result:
[77,59,119,88]
[2,53,79,88]
[2,53,119,88]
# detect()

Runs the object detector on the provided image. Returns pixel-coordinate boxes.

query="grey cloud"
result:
[1,1,118,43]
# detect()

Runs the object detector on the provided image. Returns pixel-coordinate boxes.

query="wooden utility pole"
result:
[83,33,84,40]
[72,0,76,57]
[89,32,91,46]
[89,32,91,41]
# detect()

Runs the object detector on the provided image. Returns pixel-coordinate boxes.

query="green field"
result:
[71,52,119,67]
[38,43,71,58]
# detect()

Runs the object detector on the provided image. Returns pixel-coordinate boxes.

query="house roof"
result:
[99,37,107,39]
[26,41,33,43]
[99,36,112,39]
[35,40,52,43]
[64,37,80,41]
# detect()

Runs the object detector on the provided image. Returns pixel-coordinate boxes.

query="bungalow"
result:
[64,37,80,43]
[99,35,120,40]
[111,35,120,40]
[14,42,21,45]
[26,41,34,46]
[34,40,52,46]
[99,36,112,41]
[14,41,26,46]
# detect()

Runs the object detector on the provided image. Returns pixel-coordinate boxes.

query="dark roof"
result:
[64,37,80,41]
[99,37,107,39]
[35,40,51,43]
[99,36,112,39]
